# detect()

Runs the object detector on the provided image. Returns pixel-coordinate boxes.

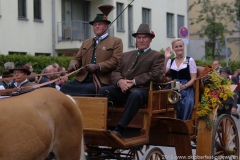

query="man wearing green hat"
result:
[9,64,33,89]
[61,4,123,96]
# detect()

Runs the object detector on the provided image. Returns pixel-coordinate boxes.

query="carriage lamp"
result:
[168,90,181,104]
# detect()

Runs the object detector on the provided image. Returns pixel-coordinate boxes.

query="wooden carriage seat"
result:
[107,101,149,129]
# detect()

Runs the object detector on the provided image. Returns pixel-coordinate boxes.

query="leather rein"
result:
[0,0,135,96]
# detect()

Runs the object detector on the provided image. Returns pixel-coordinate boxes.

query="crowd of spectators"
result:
[0,62,67,92]
[212,60,240,118]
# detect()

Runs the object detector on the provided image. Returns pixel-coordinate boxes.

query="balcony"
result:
[57,20,91,42]
[56,20,115,52]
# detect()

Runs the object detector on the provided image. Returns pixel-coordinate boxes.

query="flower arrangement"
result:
[197,69,234,129]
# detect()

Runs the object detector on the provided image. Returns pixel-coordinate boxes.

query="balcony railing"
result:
[57,20,91,42]
[57,20,115,42]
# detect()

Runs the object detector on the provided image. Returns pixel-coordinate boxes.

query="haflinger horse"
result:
[0,88,85,160]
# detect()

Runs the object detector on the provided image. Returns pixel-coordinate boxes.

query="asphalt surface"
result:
[159,110,240,160]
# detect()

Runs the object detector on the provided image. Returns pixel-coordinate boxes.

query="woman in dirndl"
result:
[164,38,197,120]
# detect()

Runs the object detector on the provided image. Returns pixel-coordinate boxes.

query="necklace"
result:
[176,55,184,59]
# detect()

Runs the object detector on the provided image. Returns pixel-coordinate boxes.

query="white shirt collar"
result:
[14,79,28,88]
[137,47,151,54]
[95,33,108,44]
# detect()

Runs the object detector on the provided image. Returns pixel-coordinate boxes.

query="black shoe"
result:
[232,113,239,119]
[112,130,122,138]
[112,125,123,137]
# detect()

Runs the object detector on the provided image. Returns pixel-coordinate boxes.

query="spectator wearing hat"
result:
[60,4,123,96]
[165,38,197,120]
[97,23,165,137]
[9,64,34,89]
[220,67,239,118]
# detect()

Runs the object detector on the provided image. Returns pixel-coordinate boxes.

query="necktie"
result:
[138,50,144,54]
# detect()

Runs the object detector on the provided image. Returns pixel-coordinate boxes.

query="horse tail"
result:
[65,95,86,160]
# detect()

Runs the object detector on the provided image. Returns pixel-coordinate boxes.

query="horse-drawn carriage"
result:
[0,66,238,160]
[72,66,239,160]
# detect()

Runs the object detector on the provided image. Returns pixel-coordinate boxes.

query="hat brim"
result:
[89,20,111,25]
[9,69,31,75]
[132,33,155,38]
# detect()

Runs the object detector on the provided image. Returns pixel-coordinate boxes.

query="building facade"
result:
[188,0,240,62]
[0,0,188,56]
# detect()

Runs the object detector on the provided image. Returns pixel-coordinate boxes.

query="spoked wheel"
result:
[142,147,165,160]
[211,114,239,159]
[120,146,144,160]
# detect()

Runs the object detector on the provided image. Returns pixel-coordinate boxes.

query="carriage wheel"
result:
[211,114,239,159]
[120,146,144,160]
[141,147,165,160]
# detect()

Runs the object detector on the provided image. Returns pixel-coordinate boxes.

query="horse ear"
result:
[98,4,115,16]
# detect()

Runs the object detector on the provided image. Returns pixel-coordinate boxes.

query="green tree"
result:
[236,0,240,20]
[188,0,236,60]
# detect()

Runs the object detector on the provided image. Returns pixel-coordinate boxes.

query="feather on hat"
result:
[89,4,114,25]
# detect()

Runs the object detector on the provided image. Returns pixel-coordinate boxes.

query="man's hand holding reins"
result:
[84,64,100,73]
[68,63,79,72]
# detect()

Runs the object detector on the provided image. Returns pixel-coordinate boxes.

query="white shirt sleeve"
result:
[189,58,197,73]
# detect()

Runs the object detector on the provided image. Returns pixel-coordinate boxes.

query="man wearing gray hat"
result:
[98,23,165,137]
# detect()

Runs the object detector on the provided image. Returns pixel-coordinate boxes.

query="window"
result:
[0,0,2,17]
[142,8,151,26]
[18,0,27,19]
[167,13,174,37]
[116,3,124,31]
[177,15,184,38]
[35,53,51,56]
[34,0,41,20]
[9,51,27,55]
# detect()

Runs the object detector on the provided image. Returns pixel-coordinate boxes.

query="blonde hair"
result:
[171,38,184,46]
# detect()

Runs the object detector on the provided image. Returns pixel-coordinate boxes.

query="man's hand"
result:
[84,64,100,73]
[68,64,78,72]
[118,79,134,93]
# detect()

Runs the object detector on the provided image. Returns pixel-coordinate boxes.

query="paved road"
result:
[158,114,240,160]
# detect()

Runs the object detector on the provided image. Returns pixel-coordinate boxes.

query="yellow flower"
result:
[223,94,228,101]
[204,87,210,93]
[197,69,235,129]
[211,98,217,103]
[219,92,224,98]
